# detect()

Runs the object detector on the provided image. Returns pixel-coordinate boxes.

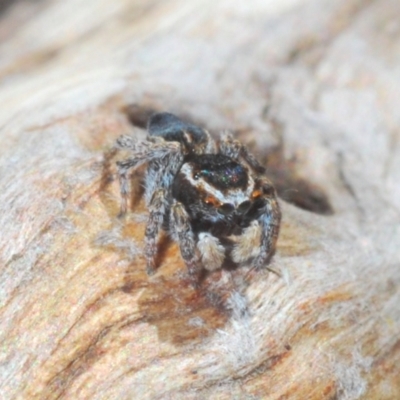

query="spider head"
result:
[173,154,270,235]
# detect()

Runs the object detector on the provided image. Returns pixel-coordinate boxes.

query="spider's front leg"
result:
[144,188,169,275]
[253,180,281,270]
[219,132,266,174]
[170,201,201,284]
[116,158,139,217]
[197,232,225,271]
[115,135,182,216]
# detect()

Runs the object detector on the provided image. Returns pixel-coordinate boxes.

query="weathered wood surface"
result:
[0,0,399,399]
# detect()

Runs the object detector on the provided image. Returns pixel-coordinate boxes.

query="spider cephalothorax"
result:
[115,112,281,283]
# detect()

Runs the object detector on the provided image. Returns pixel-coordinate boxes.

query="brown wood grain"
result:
[0,0,400,399]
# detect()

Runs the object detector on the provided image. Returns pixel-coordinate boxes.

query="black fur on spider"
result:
[115,112,281,284]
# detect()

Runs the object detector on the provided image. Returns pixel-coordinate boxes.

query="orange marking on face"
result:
[252,190,262,199]
[205,195,221,207]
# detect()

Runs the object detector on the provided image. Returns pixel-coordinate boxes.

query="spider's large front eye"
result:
[218,203,234,215]
[237,200,251,214]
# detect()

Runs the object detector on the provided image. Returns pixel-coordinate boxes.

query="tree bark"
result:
[0,0,399,399]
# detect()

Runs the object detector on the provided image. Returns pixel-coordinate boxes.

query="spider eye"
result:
[237,200,251,214]
[218,203,234,215]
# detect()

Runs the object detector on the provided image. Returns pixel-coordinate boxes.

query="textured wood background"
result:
[0,0,399,399]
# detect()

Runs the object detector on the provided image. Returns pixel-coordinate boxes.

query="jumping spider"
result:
[115,112,281,283]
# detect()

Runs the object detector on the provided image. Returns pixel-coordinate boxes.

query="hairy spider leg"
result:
[197,232,225,271]
[219,132,266,174]
[253,180,281,270]
[116,157,137,217]
[143,150,184,273]
[170,201,200,284]
[231,220,262,264]
[115,136,182,216]
[218,134,281,269]
[144,188,168,274]
[143,149,184,205]
[116,136,186,274]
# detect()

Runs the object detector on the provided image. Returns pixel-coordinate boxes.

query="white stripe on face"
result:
[180,163,255,206]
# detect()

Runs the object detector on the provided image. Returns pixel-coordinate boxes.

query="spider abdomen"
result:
[148,112,209,153]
